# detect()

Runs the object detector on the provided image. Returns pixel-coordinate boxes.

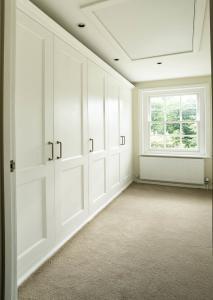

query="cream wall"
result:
[133,76,212,188]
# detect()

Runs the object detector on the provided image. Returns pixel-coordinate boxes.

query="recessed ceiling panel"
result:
[94,0,195,60]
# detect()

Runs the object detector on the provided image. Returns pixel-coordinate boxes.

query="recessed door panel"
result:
[120,88,132,146]
[92,158,106,202]
[54,41,83,158]
[54,37,88,241]
[109,153,120,188]
[16,21,46,169]
[16,11,54,280]
[120,150,132,182]
[88,61,105,152]
[17,178,46,256]
[61,166,83,224]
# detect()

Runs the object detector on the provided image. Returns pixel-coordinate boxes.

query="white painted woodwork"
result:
[107,76,121,190]
[15,10,55,278]
[54,36,89,242]
[88,61,109,214]
[15,2,133,284]
[120,87,133,183]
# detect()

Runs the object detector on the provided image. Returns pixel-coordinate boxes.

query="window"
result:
[141,85,211,157]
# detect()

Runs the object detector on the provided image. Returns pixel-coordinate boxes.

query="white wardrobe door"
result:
[54,36,88,242]
[16,11,54,279]
[120,87,133,183]
[107,76,121,191]
[88,61,109,214]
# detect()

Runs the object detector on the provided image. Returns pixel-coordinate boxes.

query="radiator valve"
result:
[204,177,210,187]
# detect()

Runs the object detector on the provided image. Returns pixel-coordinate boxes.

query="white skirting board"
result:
[140,156,204,184]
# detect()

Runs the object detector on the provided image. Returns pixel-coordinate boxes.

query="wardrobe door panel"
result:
[88,61,109,214]
[120,87,133,183]
[107,77,120,191]
[54,44,82,158]
[88,62,106,152]
[16,10,54,279]
[109,153,120,188]
[108,78,120,150]
[54,37,88,241]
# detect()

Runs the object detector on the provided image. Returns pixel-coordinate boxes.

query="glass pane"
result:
[182,136,198,149]
[150,97,164,111]
[151,123,164,135]
[182,123,197,135]
[182,108,197,121]
[166,123,180,135]
[181,95,197,121]
[166,96,180,121]
[181,95,197,108]
[151,111,164,122]
[150,136,164,149]
[166,136,181,148]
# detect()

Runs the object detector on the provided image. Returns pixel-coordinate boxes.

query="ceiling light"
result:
[157,62,162,65]
[78,23,86,28]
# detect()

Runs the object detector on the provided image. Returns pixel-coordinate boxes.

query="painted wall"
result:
[133,76,212,188]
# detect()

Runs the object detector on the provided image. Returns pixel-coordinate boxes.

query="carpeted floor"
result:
[19,183,213,300]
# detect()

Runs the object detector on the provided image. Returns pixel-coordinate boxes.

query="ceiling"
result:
[29,0,211,83]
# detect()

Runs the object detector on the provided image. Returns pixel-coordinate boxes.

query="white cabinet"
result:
[54,37,89,242]
[120,87,133,183]
[107,77,133,191]
[15,3,133,283]
[88,61,109,214]
[16,11,55,278]
[107,76,121,191]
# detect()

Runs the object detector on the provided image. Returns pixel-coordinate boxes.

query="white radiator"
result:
[140,156,204,184]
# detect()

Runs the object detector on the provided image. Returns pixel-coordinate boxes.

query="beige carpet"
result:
[19,183,213,300]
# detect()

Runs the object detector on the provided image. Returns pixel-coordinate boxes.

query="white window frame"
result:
[140,84,211,158]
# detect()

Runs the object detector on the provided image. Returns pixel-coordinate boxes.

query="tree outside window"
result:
[149,94,199,150]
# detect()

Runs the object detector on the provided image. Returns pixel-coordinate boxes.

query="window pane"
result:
[181,95,197,121]
[166,136,181,148]
[151,123,164,135]
[182,136,198,149]
[150,97,164,111]
[166,123,180,135]
[150,136,164,149]
[182,109,197,121]
[151,111,164,122]
[182,123,197,135]
[166,96,180,121]
[181,95,197,108]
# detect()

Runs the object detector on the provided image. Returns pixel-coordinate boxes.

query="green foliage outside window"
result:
[150,95,198,150]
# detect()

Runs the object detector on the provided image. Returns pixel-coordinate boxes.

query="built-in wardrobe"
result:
[15,0,133,284]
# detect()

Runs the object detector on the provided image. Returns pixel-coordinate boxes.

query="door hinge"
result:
[10,160,16,173]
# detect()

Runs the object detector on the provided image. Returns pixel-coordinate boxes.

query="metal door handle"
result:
[123,136,126,145]
[120,136,125,145]
[48,142,54,161]
[89,138,94,152]
[56,141,62,159]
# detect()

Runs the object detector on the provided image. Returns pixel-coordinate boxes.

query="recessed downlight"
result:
[114,58,119,61]
[157,62,162,65]
[78,23,86,28]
